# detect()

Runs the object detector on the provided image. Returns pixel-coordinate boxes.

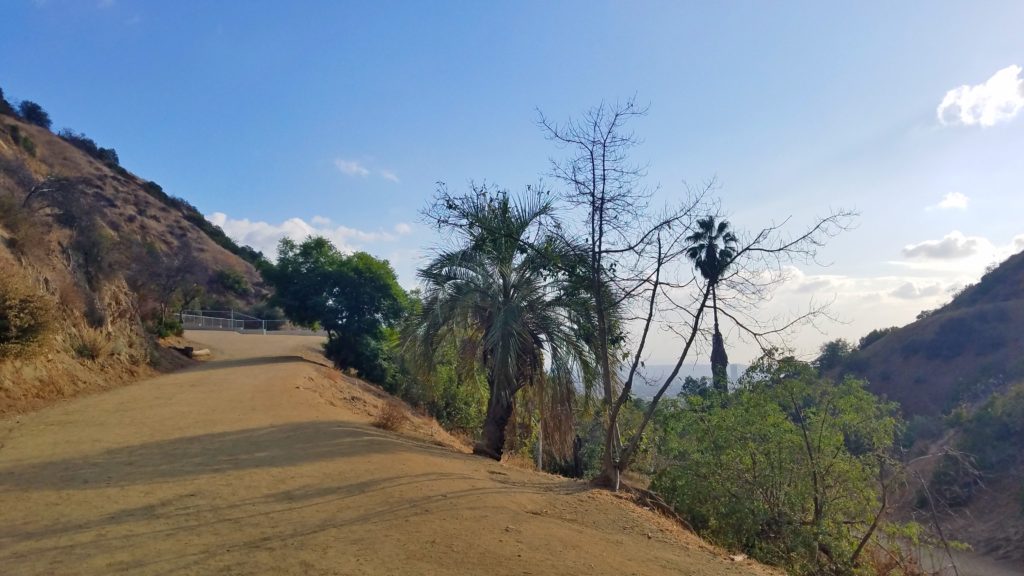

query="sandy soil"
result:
[0,331,777,576]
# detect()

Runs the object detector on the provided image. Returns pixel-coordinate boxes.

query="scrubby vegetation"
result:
[6,124,37,156]
[16,100,51,130]
[651,358,900,575]
[58,129,120,168]
[0,270,57,359]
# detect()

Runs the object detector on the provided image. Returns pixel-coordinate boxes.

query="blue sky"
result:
[3,1,1023,363]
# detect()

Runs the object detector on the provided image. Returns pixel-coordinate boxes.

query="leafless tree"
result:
[541,99,855,488]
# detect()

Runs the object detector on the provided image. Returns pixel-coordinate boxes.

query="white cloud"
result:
[208,212,397,259]
[902,231,989,259]
[1014,234,1024,252]
[931,191,969,210]
[937,65,1024,127]
[380,169,400,183]
[394,222,412,235]
[334,158,370,177]
[889,281,944,300]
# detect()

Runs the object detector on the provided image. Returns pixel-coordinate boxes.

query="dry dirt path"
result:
[0,331,775,576]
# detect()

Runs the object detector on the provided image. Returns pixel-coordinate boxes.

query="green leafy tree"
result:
[265,236,406,383]
[813,338,853,374]
[685,216,738,391]
[652,357,900,575]
[410,188,598,460]
[17,100,52,130]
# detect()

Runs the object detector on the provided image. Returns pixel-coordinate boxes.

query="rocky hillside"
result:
[0,96,267,414]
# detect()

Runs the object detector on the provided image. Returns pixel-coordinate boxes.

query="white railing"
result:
[178,309,323,335]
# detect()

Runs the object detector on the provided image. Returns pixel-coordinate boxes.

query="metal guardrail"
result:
[178,309,325,335]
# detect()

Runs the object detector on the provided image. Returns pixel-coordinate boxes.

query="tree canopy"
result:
[265,236,406,382]
[17,100,52,130]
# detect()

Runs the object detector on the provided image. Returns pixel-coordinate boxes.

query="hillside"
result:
[0,104,267,414]
[842,250,1024,564]
[850,249,1024,417]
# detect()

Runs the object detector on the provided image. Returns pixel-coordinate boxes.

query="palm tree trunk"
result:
[475,383,514,460]
[710,284,729,392]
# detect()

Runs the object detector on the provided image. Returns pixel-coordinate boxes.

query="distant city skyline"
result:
[3,1,1022,364]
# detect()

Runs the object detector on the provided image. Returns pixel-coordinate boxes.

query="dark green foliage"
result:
[0,86,15,116]
[929,383,1024,508]
[900,414,944,449]
[17,100,51,130]
[651,358,900,575]
[58,129,120,167]
[213,268,250,297]
[6,124,36,156]
[149,317,184,338]
[813,338,853,373]
[958,383,1024,470]
[858,326,897,350]
[264,237,406,383]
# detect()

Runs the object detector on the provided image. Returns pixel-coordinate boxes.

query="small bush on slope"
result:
[0,270,57,359]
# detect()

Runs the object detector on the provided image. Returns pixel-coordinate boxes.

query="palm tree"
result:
[685,216,738,392]
[409,192,598,460]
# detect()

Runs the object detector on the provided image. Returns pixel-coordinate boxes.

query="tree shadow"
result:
[0,421,460,492]
[184,355,325,373]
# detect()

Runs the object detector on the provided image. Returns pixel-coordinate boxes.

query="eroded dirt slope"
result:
[0,331,775,576]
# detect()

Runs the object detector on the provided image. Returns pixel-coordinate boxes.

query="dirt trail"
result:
[0,331,775,576]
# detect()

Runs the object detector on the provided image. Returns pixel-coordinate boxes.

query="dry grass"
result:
[372,399,409,432]
[73,326,112,361]
[0,268,57,359]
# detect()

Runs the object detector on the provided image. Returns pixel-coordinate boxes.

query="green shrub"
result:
[214,268,250,296]
[17,100,51,130]
[650,360,900,575]
[6,124,36,156]
[901,414,944,449]
[0,270,57,359]
[150,317,184,338]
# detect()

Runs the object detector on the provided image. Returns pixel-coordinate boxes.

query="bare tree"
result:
[603,210,854,489]
[539,99,703,482]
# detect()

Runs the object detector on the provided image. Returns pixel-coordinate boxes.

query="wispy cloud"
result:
[393,223,412,235]
[937,64,1024,127]
[208,212,399,259]
[334,158,370,177]
[889,281,944,300]
[928,191,969,211]
[902,231,988,259]
[334,158,400,182]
